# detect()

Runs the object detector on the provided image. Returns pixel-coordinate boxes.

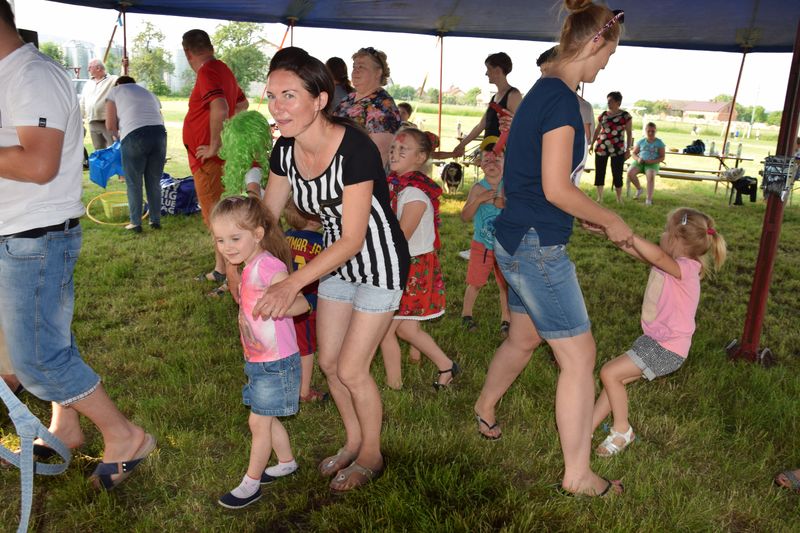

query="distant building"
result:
[666,100,737,122]
[168,46,192,93]
[63,40,95,79]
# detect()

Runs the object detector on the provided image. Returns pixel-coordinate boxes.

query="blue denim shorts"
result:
[494,229,591,340]
[318,275,402,313]
[0,224,101,404]
[242,353,300,416]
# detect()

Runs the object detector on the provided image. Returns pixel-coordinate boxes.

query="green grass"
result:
[3,102,800,532]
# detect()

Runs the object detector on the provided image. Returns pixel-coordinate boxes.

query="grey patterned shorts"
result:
[626,335,685,381]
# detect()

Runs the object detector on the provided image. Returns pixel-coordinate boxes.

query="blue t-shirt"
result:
[636,137,665,161]
[494,78,586,252]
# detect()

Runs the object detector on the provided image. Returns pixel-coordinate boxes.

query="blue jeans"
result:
[494,228,591,340]
[0,224,100,404]
[121,125,167,226]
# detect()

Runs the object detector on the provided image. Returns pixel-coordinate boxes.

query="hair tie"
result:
[707,228,716,235]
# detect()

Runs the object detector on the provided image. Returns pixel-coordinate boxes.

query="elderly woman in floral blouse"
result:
[334,47,401,166]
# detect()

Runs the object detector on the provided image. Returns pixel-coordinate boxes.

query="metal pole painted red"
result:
[729,21,800,363]
[438,35,443,140]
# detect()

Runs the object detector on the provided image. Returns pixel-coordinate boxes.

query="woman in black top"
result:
[254,47,409,493]
[452,52,522,157]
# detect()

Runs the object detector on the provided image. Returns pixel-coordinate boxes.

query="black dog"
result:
[441,162,463,194]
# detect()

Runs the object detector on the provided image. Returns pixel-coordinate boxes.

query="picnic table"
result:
[626,152,755,197]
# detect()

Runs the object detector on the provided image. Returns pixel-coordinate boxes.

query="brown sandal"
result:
[329,461,384,494]
[318,447,357,477]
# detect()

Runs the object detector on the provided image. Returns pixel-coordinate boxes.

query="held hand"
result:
[604,217,634,248]
[252,277,301,320]
[452,145,465,158]
[493,196,506,209]
[579,219,605,236]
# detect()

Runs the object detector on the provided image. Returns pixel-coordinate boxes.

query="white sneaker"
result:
[634,188,644,200]
[458,250,470,261]
[645,199,653,206]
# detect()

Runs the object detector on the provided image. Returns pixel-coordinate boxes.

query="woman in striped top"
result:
[253,47,409,493]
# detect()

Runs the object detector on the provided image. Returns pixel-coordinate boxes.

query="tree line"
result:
[39,22,269,97]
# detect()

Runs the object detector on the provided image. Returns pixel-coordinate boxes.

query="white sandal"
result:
[596,426,635,457]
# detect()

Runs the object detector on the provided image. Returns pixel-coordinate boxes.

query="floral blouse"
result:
[594,110,631,157]
[333,88,401,134]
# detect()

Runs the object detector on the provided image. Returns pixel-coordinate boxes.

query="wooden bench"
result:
[657,170,722,182]
[624,164,728,198]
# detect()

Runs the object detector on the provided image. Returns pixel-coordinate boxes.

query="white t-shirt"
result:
[577,96,594,145]
[105,84,163,141]
[0,44,85,235]
[396,187,434,256]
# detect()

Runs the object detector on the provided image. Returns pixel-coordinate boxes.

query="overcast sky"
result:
[13,1,794,111]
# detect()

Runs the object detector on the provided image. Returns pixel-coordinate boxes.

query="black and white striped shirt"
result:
[270,125,409,290]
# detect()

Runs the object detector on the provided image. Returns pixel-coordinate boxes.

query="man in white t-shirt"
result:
[105,75,167,231]
[0,1,154,490]
[80,58,117,150]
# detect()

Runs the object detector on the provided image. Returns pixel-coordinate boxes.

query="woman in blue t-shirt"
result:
[473,0,632,497]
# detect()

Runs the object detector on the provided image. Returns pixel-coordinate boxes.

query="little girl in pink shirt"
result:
[588,207,727,457]
[210,196,312,509]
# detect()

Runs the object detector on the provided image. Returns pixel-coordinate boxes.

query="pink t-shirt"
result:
[640,257,702,357]
[238,251,299,363]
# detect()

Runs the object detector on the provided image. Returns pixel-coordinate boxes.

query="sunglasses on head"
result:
[592,9,625,43]
[359,47,385,65]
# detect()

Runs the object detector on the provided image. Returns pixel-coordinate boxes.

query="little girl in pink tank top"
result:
[586,207,727,457]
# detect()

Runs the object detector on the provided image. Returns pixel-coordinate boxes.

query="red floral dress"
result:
[387,171,445,320]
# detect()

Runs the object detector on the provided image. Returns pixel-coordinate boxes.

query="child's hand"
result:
[499,112,514,134]
[252,277,302,320]
[477,188,496,204]
[493,196,506,209]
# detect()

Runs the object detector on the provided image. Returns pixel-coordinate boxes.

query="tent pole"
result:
[438,35,443,140]
[287,17,296,46]
[102,18,117,65]
[122,8,127,75]
[720,50,747,159]
[728,20,800,364]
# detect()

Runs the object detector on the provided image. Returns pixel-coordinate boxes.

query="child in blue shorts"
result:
[211,196,312,509]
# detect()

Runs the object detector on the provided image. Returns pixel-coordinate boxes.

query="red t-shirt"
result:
[182,58,245,173]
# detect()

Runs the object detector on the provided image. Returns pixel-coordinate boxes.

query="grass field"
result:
[1,101,799,531]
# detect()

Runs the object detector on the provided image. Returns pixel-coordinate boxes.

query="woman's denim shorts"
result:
[318,275,402,314]
[494,229,591,340]
[242,353,300,417]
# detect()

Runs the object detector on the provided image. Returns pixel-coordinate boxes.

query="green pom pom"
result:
[219,111,273,194]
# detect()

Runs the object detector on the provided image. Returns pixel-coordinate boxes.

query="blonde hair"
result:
[666,207,727,279]
[353,48,391,86]
[558,0,621,62]
[211,196,293,271]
